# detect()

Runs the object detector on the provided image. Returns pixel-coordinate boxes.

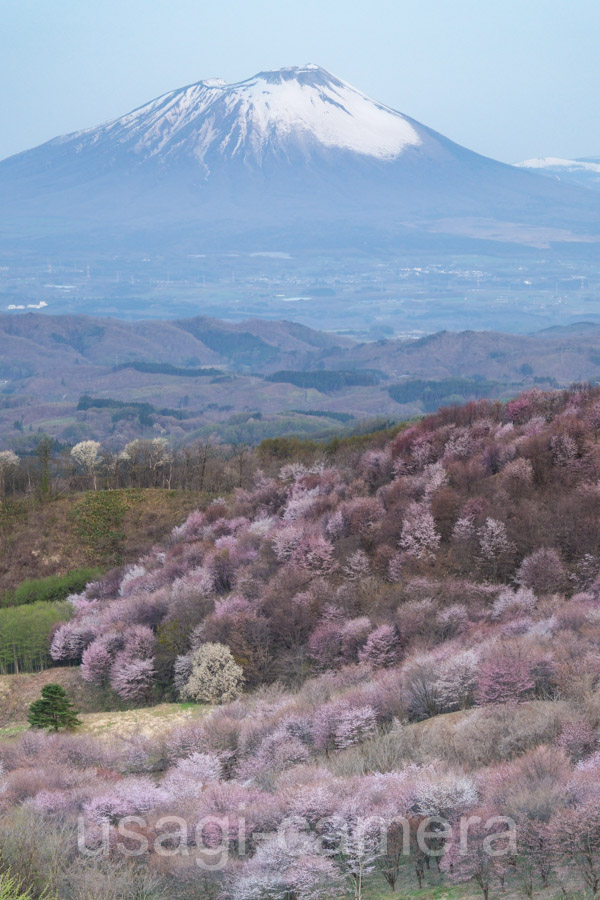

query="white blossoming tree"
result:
[71,440,102,490]
[181,642,244,704]
[0,450,19,498]
[478,517,515,581]
[400,501,441,560]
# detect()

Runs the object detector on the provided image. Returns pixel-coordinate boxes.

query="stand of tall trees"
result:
[0,437,258,498]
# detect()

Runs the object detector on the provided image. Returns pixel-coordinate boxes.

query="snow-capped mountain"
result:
[55,65,423,166]
[1,65,599,258]
[515,156,600,192]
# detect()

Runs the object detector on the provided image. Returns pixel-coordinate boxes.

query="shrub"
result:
[0,870,33,900]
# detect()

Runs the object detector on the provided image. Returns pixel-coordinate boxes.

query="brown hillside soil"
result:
[0,667,110,727]
[0,488,209,590]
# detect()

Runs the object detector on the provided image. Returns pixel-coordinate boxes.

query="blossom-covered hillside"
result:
[4,385,600,898]
[53,385,600,699]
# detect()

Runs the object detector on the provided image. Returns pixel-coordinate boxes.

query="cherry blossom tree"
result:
[309,621,343,670]
[123,624,155,659]
[50,622,95,663]
[491,587,537,620]
[173,654,193,695]
[237,729,309,782]
[556,718,597,761]
[0,449,19,498]
[162,751,222,802]
[294,535,338,576]
[550,801,600,898]
[334,706,377,750]
[441,807,512,900]
[516,548,568,595]
[414,770,478,821]
[402,652,442,719]
[477,518,515,581]
[451,514,479,571]
[399,502,441,560]
[109,655,156,702]
[230,827,342,900]
[326,510,347,540]
[476,651,534,706]
[437,648,480,712]
[283,484,322,522]
[506,394,536,424]
[181,642,244,704]
[272,524,305,562]
[80,642,111,686]
[83,776,168,824]
[388,552,404,582]
[340,617,372,662]
[70,440,103,490]
[436,604,468,638]
[550,433,578,467]
[358,625,399,669]
[343,550,371,581]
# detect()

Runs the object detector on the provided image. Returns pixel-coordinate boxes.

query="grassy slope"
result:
[0,672,205,738]
[0,488,210,591]
[0,668,107,728]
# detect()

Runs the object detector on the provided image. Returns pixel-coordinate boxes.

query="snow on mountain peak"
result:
[516,157,600,174]
[61,65,422,166]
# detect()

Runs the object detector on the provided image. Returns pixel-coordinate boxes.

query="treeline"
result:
[0,437,247,496]
[114,361,223,377]
[289,409,355,423]
[266,369,380,390]
[1,568,102,609]
[77,395,189,422]
[0,569,102,674]
[389,376,501,411]
[0,601,71,674]
[0,421,403,500]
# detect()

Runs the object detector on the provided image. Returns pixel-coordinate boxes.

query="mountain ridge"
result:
[3,311,600,449]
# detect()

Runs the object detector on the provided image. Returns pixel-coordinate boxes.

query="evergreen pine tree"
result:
[27,683,81,731]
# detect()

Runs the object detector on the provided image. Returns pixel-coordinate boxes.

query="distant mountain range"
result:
[0,313,353,372]
[516,156,600,192]
[2,312,600,448]
[2,65,600,260]
[4,312,600,381]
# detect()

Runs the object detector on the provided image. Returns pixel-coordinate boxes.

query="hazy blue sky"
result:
[1,0,598,164]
